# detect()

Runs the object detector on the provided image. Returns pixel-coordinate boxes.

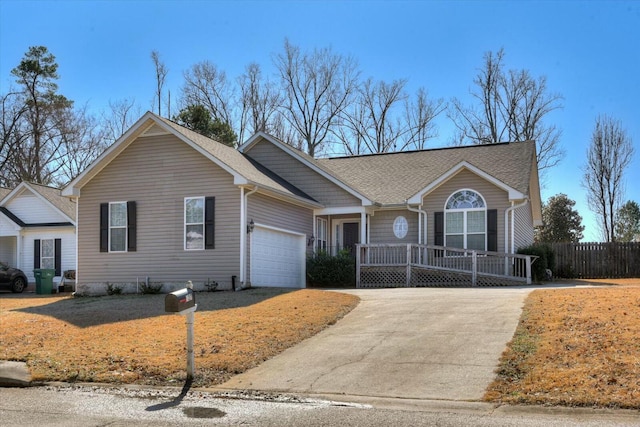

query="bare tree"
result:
[150,50,168,116]
[583,115,634,242]
[181,60,233,125]
[56,105,108,185]
[337,79,444,155]
[274,39,359,157]
[449,48,564,172]
[101,98,141,143]
[399,87,445,151]
[338,78,407,154]
[0,90,28,186]
[238,63,281,142]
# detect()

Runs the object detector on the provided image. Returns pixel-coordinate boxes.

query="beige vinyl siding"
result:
[145,124,167,135]
[246,140,361,207]
[77,133,241,291]
[246,193,313,277]
[369,209,419,244]
[247,193,313,235]
[513,202,535,251]
[422,168,509,252]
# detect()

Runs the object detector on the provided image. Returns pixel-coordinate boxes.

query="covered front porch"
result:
[313,207,373,255]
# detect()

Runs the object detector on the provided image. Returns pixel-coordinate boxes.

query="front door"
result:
[343,222,359,255]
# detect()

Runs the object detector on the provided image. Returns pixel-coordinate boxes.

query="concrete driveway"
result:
[219,287,534,401]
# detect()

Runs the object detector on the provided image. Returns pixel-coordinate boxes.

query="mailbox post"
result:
[165,280,197,380]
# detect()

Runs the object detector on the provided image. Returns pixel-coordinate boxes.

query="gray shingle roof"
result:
[317,141,536,205]
[157,116,318,204]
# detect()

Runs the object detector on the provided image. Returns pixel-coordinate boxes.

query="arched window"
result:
[445,189,487,250]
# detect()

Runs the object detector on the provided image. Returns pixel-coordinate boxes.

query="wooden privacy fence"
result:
[356,244,536,288]
[551,242,640,279]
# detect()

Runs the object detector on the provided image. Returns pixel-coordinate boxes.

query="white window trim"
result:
[184,196,205,251]
[393,216,408,239]
[444,189,487,251]
[109,201,128,253]
[41,238,55,269]
[316,217,328,251]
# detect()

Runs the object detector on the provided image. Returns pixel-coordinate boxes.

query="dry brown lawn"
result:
[485,280,640,409]
[0,288,359,387]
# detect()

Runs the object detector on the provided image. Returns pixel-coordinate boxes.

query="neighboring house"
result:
[0,182,77,284]
[63,112,541,295]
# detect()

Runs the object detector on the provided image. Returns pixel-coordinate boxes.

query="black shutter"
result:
[487,209,498,252]
[434,212,444,257]
[205,197,215,249]
[434,212,444,246]
[54,238,62,276]
[34,239,41,268]
[127,201,137,252]
[100,203,108,252]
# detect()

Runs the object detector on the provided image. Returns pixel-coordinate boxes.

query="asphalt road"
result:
[1,385,638,426]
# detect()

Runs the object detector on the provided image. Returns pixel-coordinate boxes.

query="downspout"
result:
[240,186,259,289]
[504,199,529,254]
[407,203,427,245]
[74,197,79,291]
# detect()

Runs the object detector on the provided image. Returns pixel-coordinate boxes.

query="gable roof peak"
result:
[2,181,76,222]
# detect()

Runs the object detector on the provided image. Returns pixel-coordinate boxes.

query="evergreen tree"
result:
[536,194,585,243]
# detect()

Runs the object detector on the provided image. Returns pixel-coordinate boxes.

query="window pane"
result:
[446,235,464,249]
[185,198,204,224]
[467,211,486,233]
[110,203,127,227]
[186,224,204,250]
[110,228,126,251]
[41,239,54,257]
[446,212,463,233]
[41,258,54,269]
[467,234,486,251]
[446,190,485,209]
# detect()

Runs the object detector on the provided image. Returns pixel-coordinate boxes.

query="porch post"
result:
[472,251,478,287]
[16,232,22,270]
[360,211,367,244]
[526,256,532,285]
[355,244,361,288]
[405,243,411,287]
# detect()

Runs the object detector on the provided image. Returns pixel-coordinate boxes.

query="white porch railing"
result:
[356,244,536,288]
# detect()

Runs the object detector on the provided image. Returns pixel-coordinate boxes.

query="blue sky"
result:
[1,0,638,241]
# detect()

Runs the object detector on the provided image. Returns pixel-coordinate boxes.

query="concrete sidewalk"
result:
[219,287,533,401]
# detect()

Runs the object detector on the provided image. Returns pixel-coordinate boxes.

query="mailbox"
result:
[165,288,196,313]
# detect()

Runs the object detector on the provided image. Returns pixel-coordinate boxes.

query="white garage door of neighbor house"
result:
[251,226,305,288]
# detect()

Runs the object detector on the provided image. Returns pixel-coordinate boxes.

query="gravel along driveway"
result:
[218,287,533,401]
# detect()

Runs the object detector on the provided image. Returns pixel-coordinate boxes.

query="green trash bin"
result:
[40,269,55,294]
[33,269,42,294]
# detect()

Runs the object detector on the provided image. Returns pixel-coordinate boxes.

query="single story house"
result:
[0,182,77,284]
[62,112,541,295]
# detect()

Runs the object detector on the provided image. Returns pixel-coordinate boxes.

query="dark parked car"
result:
[0,261,28,293]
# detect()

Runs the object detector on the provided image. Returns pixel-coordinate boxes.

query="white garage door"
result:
[250,226,305,288]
